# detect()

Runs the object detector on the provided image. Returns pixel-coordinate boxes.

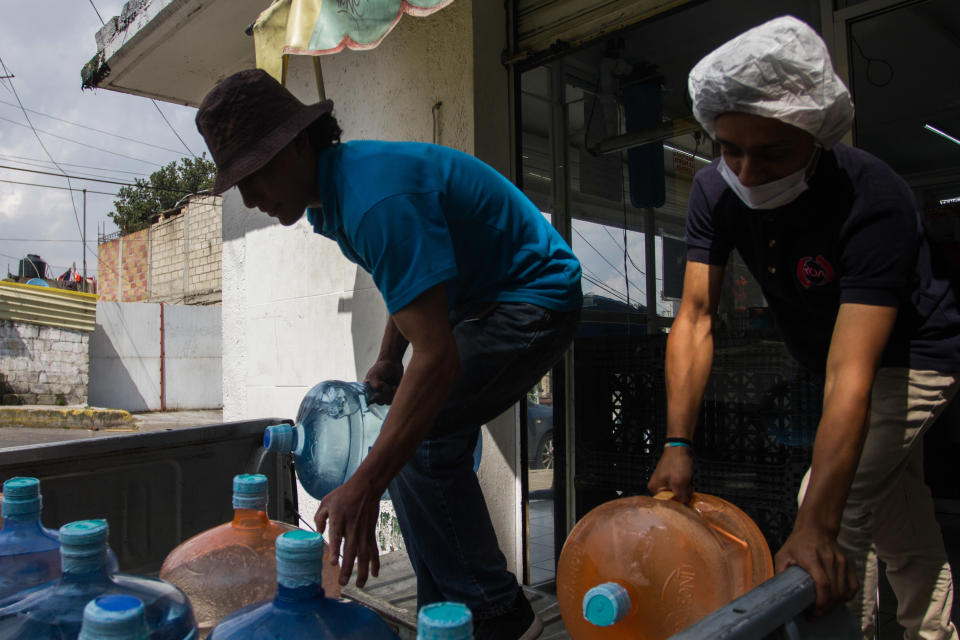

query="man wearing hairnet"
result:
[648,16,960,639]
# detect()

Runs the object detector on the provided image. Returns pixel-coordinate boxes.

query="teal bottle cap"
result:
[583,582,631,627]
[79,595,149,640]
[233,474,268,510]
[60,519,109,573]
[418,602,473,640]
[264,424,294,454]
[2,476,41,517]
[276,530,324,588]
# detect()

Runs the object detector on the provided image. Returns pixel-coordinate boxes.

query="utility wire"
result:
[0,177,117,196]
[151,101,196,157]
[87,0,198,158]
[0,56,84,242]
[0,152,150,177]
[0,115,164,166]
[87,0,104,25]
[0,164,195,194]
[0,98,186,155]
[2,158,150,185]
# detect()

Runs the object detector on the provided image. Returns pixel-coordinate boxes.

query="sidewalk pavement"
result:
[0,405,223,433]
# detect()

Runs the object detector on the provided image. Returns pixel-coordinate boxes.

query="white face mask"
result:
[718,147,820,210]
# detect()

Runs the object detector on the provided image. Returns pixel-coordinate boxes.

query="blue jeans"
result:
[387,301,580,620]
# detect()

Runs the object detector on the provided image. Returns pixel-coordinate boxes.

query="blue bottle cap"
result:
[418,602,473,640]
[233,474,268,510]
[276,530,324,588]
[583,582,631,627]
[263,424,294,454]
[79,595,149,640]
[60,519,109,573]
[2,476,42,517]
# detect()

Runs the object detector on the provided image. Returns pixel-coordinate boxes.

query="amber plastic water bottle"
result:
[159,474,302,637]
[556,492,773,639]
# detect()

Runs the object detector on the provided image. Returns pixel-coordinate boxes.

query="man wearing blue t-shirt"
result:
[647,17,960,639]
[196,69,581,640]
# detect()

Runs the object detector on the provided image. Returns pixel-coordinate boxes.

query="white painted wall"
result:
[164,304,222,410]
[89,302,161,412]
[89,301,222,411]
[220,0,524,574]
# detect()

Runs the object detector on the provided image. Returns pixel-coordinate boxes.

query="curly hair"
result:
[307,113,342,151]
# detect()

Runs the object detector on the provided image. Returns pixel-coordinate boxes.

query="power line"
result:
[0,99,187,155]
[0,164,195,194]
[0,177,117,196]
[87,0,104,25]
[0,238,89,243]
[0,114,164,166]
[1,159,150,185]
[0,56,84,243]
[0,152,150,177]
[151,101,196,158]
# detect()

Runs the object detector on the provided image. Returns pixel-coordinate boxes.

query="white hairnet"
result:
[688,16,854,149]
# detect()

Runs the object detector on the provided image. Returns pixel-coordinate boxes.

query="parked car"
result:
[527,400,554,470]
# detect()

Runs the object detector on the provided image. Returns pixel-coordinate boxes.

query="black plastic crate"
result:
[572,333,821,550]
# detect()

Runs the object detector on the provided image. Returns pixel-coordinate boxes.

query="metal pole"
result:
[669,566,815,640]
[82,189,87,292]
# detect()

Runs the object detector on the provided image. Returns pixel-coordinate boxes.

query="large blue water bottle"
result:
[0,477,60,600]
[0,519,197,639]
[417,602,473,640]
[208,530,399,639]
[79,595,149,640]
[0,477,120,601]
[264,381,480,501]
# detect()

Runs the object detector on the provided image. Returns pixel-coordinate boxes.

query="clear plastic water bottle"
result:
[264,381,480,501]
[264,381,388,501]
[208,530,399,639]
[0,477,120,601]
[79,595,149,640]
[417,602,473,640]
[159,474,301,636]
[0,477,61,600]
[0,519,197,639]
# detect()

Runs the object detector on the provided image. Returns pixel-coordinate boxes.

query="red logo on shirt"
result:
[796,255,835,289]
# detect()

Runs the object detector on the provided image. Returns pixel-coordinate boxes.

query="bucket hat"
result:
[196,69,333,194]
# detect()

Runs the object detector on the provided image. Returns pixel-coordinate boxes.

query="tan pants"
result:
[799,368,960,640]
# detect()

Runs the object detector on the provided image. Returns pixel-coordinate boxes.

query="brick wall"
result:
[96,195,221,305]
[0,319,89,405]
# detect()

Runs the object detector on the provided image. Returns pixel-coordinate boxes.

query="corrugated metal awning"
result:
[0,281,98,332]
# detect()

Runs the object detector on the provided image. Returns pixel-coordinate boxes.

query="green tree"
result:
[109,155,216,233]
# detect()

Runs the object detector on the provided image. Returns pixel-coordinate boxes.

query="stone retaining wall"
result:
[0,319,89,405]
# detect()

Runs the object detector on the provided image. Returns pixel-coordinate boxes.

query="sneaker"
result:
[474,591,544,640]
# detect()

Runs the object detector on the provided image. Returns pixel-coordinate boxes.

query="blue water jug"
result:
[0,477,121,602]
[264,381,480,501]
[0,519,197,639]
[0,477,60,600]
[79,595,149,640]
[208,530,399,639]
[417,602,473,640]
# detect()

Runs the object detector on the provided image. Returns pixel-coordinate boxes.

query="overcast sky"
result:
[0,0,208,284]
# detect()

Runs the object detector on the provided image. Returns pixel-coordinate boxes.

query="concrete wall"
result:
[97,195,222,305]
[98,227,150,302]
[150,195,223,305]
[221,0,523,572]
[89,301,221,411]
[0,320,90,405]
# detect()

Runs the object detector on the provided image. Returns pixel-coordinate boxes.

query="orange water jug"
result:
[557,492,773,639]
[159,474,338,637]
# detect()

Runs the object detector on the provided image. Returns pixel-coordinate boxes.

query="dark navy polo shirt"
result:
[686,144,960,373]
